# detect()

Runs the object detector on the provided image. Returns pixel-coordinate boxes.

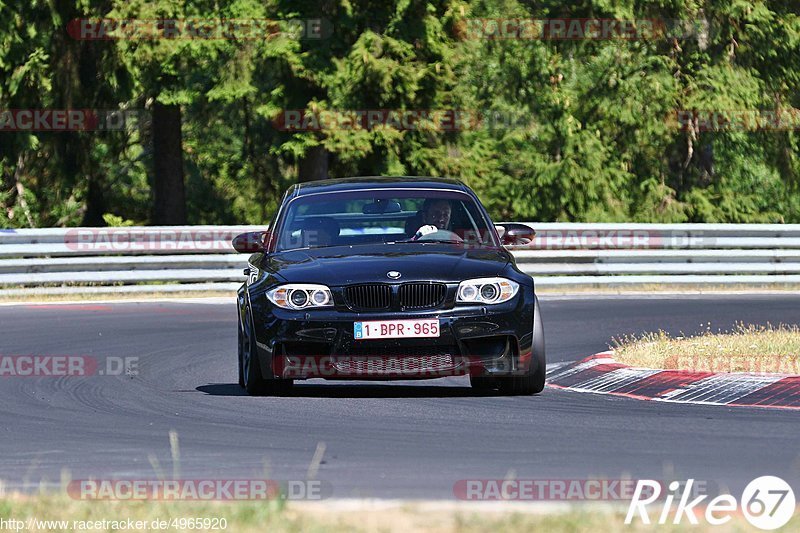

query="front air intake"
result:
[344,284,392,311]
[399,283,446,309]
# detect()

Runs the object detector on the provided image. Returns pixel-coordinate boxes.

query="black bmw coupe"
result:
[233,177,545,395]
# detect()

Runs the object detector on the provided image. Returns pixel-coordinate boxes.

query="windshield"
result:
[275,189,498,251]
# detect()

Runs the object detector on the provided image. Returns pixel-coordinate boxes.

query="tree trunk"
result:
[152,101,187,224]
[298,144,329,182]
[81,170,106,226]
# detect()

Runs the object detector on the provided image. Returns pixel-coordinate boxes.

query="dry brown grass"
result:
[613,323,800,373]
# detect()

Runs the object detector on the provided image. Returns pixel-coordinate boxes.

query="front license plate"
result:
[354,319,440,340]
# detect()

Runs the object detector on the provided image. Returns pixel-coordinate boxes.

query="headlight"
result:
[266,284,333,310]
[456,277,519,304]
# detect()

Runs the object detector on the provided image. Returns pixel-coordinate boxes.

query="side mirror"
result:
[497,223,536,246]
[232,231,269,253]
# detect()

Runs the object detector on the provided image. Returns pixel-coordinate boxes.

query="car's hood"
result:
[264,244,511,285]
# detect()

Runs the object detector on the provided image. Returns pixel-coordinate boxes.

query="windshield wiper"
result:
[390,239,464,244]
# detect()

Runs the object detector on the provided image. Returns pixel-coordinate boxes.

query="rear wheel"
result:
[494,295,546,396]
[242,305,293,396]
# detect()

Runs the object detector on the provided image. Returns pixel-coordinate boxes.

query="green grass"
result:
[1,494,796,532]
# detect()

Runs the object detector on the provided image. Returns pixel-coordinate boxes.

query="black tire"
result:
[237,311,245,388]
[496,295,546,396]
[242,305,293,396]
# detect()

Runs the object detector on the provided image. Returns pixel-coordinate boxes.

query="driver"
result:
[421,199,451,231]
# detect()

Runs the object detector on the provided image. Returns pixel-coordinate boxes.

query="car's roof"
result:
[289,176,469,198]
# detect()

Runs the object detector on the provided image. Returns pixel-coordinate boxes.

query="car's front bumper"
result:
[249,284,537,380]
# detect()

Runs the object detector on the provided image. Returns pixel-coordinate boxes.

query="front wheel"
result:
[494,295,546,395]
[241,305,293,396]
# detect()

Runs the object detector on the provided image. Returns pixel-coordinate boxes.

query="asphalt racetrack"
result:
[1,295,799,499]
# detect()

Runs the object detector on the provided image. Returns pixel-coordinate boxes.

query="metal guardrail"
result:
[1,223,800,293]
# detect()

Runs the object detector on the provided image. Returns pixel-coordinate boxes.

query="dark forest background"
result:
[2,1,799,227]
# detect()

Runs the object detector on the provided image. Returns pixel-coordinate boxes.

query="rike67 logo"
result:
[626,476,796,530]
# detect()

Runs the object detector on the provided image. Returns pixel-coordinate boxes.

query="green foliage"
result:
[1,0,799,226]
